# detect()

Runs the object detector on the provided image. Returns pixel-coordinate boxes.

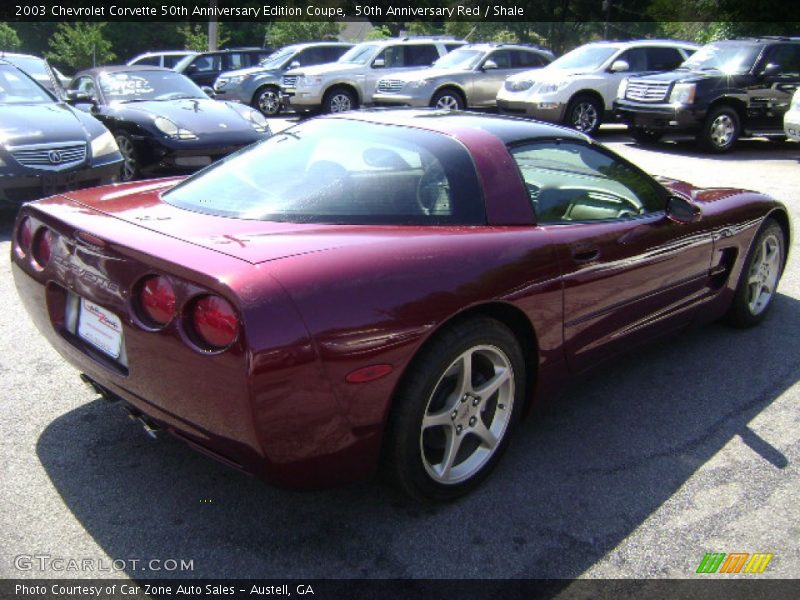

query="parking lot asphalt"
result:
[1,122,799,582]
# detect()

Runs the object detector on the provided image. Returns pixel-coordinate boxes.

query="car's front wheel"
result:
[698,105,740,153]
[727,218,785,327]
[566,94,602,136]
[253,85,281,116]
[114,133,139,182]
[430,88,465,111]
[385,318,525,500]
[322,87,357,113]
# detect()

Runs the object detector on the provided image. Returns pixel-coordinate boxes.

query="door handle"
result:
[571,246,600,263]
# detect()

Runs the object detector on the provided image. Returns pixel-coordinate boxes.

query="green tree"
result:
[364,25,392,40]
[0,22,21,51]
[265,22,342,48]
[46,23,116,70]
[177,23,231,52]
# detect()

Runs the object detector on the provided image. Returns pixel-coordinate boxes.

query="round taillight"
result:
[191,295,239,349]
[139,276,176,326]
[33,228,55,267]
[17,217,33,255]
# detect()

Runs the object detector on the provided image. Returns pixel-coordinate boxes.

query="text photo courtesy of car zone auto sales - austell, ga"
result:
[1,0,799,597]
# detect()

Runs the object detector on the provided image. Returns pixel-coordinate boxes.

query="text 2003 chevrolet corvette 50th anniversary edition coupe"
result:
[12,110,789,500]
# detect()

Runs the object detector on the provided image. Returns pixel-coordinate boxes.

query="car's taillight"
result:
[191,295,239,349]
[138,276,176,326]
[17,217,33,256]
[33,228,55,267]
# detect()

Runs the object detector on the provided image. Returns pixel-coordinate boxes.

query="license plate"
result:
[77,299,123,359]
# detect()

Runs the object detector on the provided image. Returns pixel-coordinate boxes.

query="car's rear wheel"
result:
[431,88,465,111]
[698,105,740,153]
[629,127,663,144]
[253,85,281,116]
[566,94,602,136]
[323,87,357,113]
[727,218,785,327]
[385,318,525,500]
[115,133,139,182]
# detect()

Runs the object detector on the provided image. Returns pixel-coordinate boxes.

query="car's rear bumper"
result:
[614,99,706,132]
[0,159,121,205]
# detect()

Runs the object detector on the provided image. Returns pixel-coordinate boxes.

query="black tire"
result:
[384,318,526,501]
[252,85,281,116]
[322,87,357,114]
[565,94,602,136]
[114,133,139,182]
[430,88,465,111]
[629,127,663,145]
[727,218,785,328]
[698,105,741,153]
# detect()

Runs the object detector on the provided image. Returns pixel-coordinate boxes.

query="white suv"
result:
[497,39,698,135]
[282,38,465,114]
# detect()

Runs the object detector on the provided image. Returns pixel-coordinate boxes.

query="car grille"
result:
[10,142,87,171]
[377,79,404,93]
[625,80,670,102]
[282,75,298,89]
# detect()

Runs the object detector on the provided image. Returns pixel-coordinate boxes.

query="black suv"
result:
[174,48,274,88]
[614,37,800,152]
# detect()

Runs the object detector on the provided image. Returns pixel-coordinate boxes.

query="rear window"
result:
[163,119,485,225]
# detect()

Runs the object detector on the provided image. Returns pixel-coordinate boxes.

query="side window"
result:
[328,46,350,61]
[768,44,800,76]
[191,55,220,73]
[299,47,325,66]
[226,53,246,70]
[406,44,439,67]
[645,47,684,71]
[163,55,184,69]
[487,50,512,69]
[71,76,97,100]
[618,47,648,71]
[133,56,159,67]
[511,141,666,223]
[513,50,545,68]
[376,45,405,68]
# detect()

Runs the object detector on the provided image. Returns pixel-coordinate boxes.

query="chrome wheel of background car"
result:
[568,96,601,135]
[384,318,524,500]
[324,88,356,113]
[115,134,138,182]
[254,87,281,116]
[699,106,740,153]
[420,345,515,485]
[746,231,782,316]
[431,89,465,111]
[727,219,785,328]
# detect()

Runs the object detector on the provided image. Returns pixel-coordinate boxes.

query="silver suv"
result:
[497,39,698,135]
[372,43,553,110]
[213,42,353,115]
[282,37,465,114]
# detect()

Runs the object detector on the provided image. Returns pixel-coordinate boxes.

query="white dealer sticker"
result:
[77,299,123,359]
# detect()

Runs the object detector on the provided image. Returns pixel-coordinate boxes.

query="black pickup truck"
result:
[614,37,800,152]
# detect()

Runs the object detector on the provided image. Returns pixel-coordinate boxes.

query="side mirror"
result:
[185,64,198,75]
[610,60,630,73]
[761,63,780,77]
[201,86,216,98]
[288,60,301,69]
[372,58,385,68]
[666,195,701,224]
[482,59,498,71]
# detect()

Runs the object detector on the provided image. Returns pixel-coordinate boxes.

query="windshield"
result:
[98,70,206,103]
[338,43,379,65]
[681,43,762,74]
[549,45,619,70]
[162,119,484,225]
[0,64,53,104]
[432,48,485,70]
[259,47,295,69]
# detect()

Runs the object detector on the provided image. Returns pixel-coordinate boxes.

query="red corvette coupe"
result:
[11,110,789,500]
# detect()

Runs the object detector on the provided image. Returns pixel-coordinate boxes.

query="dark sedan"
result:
[67,66,271,181]
[11,110,790,500]
[0,61,122,205]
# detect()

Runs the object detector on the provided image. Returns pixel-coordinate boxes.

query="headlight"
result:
[228,104,270,133]
[226,75,244,86]
[300,75,323,88]
[153,116,198,140]
[617,78,629,99]
[408,80,429,90]
[537,81,568,94]
[669,83,696,105]
[505,79,533,92]
[90,130,119,158]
